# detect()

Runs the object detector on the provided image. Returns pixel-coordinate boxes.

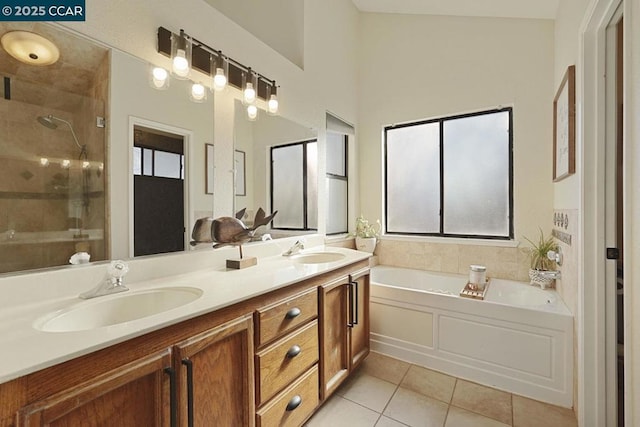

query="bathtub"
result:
[369,265,573,408]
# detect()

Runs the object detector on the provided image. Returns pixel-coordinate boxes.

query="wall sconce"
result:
[150,65,169,90]
[155,27,282,114]
[267,81,278,115]
[243,68,257,105]
[212,51,228,92]
[190,82,207,103]
[171,30,191,79]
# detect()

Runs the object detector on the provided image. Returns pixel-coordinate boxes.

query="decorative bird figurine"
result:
[211,208,277,258]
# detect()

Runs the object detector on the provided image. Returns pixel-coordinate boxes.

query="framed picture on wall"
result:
[234,150,246,196]
[553,65,576,182]
[205,143,214,194]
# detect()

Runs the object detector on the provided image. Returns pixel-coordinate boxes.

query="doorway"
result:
[132,125,186,256]
[605,9,624,427]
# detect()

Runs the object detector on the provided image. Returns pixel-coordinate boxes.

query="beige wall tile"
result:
[512,395,577,427]
[359,351,410,385]
[400,365,456,404]
[451,380,512,425]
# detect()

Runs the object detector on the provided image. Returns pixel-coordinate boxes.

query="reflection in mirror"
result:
[0,23,109,273]
[233,99,317,239]
[133,125,185,256]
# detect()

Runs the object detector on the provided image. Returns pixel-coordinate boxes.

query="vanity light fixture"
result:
[82,161,91,170]
[243,69,257,105]
[39,158,49,167]
[247,104,258,121]
[190,82,207,103]
[267,82,279,115]
[156,26,281,116]
[150,66,169,90]
[61,159,71,169]
[212,51,228,91]
[171,30,191,79]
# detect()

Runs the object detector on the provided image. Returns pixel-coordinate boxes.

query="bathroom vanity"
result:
[0,245,370,427]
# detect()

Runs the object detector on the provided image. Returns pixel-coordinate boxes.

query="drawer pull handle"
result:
[286,345,302,358]
[286,395,302,411]
[285,307,301,319]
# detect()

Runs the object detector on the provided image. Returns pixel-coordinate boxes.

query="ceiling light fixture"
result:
[0,31,60,66]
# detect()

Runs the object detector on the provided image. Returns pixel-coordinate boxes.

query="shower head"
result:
[37,114,86,157]
[37,115,59,129]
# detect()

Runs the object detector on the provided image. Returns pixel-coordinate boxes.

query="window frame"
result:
[326,133,349,235]
[384,107,514,240]
[133,144,184,180]
[269,139,318,231]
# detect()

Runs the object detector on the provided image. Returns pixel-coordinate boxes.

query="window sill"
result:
[381,234,520,248]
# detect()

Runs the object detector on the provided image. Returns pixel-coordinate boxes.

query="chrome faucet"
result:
[283,240,305,256]
[80,260,130,299]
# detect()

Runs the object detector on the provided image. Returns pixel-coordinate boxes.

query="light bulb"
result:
[61,159,71,169]
[268,94,279,115]
[39,157,49,167]
[190,83,207,102]
[213,68,227,91]
[247,104,258,121]
[82,161,91,170]
[172,49,189,78]
[244,82,256,105]
[151,66,169,89]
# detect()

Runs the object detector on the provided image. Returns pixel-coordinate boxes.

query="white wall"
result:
[357,14,555,243]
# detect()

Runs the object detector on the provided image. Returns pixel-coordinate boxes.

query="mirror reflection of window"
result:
[270,140,317,231]
[325,113,354,235]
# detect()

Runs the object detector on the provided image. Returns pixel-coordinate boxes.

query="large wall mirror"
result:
[0,21,323,275]
[233,99,318,239]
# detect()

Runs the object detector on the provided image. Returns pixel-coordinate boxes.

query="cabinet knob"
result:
[286,345,302,358]
[285,307,301,319]
[286,395,302,411]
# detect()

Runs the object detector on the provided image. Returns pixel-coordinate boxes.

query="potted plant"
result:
[524,229,558,288]
[353,215,381,253]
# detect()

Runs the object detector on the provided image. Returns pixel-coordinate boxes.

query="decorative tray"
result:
[459,279,490,300]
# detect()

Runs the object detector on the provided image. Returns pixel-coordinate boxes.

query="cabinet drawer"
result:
[256,365,319,427]
[256,320,318,405]
[256,288,318,347]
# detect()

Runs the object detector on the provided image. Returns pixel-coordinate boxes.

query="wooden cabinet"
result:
[319,267,370,400]
[174,314,255,427]
[15,314,254,427]
[254,288,319,426]
[4,259,370,427]
[18,349,173,426]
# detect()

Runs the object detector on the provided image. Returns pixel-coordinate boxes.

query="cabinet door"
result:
[18,349,173,427]
[174,314,255,427]
[319,276,349,400]
[349,269,370,369]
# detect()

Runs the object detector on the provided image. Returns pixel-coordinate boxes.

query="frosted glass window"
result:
[307,142,318,229]
[384,108,512,239]
[443,112,510,236]
[386,122,440,233]
[133,147,142,175]
[154,151,182,179]
[326,133,346,176]
[142,148,153,176]
[272,144,304,228]
[327,179,348,234]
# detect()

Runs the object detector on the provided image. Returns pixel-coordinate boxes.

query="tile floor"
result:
[306,352,578,427]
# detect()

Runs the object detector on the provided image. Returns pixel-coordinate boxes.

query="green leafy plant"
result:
[353,215,381,238]
[524,229,558,271]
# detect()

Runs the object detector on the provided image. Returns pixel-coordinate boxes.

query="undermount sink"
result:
[289,252,346,264]
[35,287,203,332]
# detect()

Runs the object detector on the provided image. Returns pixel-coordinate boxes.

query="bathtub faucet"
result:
[537,270,561,290]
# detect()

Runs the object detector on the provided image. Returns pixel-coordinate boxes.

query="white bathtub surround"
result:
[375,238,532,282]
[369,265,574,408]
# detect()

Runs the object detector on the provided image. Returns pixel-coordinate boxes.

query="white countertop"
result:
[0,239,369,385]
